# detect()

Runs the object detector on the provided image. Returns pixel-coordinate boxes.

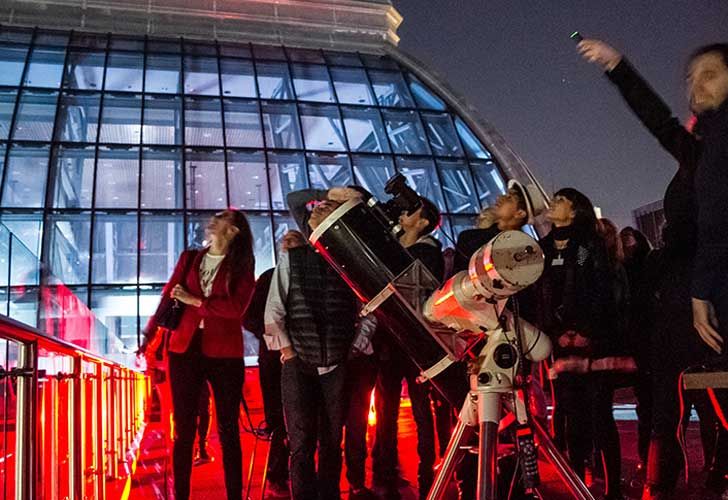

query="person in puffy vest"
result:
[264,187,364,500]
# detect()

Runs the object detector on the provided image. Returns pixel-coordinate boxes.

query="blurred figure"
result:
[244,229,307,498]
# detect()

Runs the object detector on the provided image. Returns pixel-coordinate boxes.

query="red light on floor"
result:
[368,390,376,426]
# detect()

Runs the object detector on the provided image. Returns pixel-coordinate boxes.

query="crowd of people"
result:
[139,38,728,500]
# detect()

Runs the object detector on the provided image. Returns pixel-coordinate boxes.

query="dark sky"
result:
[393,0,728,229]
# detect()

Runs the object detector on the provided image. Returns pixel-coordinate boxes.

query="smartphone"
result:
[570,31,583,43]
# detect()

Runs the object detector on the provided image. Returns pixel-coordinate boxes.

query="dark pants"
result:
[259,348,289,485]
[553,372,622,497]
[281,357,347,500]
[344,354,378,490]
[373,349,435,499]
[645,254,728,493]
[196,382,211,453]
[168,333,245,500]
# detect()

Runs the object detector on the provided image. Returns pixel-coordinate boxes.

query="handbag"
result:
[155,251,197,331]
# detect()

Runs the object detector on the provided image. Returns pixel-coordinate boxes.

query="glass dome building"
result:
[0,0,548,362]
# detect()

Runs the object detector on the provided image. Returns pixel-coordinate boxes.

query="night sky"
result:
[393,0,728,229]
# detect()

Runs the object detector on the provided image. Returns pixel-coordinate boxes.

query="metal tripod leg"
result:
[427,392,478,500]
[531,418,595,500]
[477,392,501,500]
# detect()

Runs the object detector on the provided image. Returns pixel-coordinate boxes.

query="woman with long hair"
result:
[143,209,255,500]
[537,188,623,500]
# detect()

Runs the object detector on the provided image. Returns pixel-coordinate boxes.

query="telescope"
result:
[307,181,594,500]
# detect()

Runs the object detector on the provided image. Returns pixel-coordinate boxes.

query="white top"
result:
[198,252,225,329]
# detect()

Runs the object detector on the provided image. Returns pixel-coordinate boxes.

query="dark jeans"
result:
[281,357,347,500]
[259,348,288,485]
[168,333,245,500]
[374,350,435,499]
[344,354,378,489]
[553,372,622,497]
[196,382,212,453]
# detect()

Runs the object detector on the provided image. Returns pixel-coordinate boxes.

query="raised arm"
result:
[578,39,701,169]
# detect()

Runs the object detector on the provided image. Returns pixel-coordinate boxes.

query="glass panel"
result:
[273,212,298,248]
[23,46,66,88]
[95,146,139,208]
[142,95,182,145]
[286,47,325,64]
[0,89,17,140]
[140,214,184,283]
[184,42,216,56]
[360,53,399,70]
[455,117,492,159]
[256,62,294,100]
[0,213,43,257]
[141,147,183,209]
[228,150,268,209]
[12,89,58,141]
[220,43,252,59]
[148,39,181,53]
[451,214,477,240]
[261,101,302,149]
[51,144,95,208]
[341,106,389,153]
[291,64,335,103]
[422,112,463,157]
[323,51,363,67]
[382,109,430,155]
[267,151,307,210]
[299,104,346,151]
[92,212,138,284]
[110,36,145,51]
[63,51,105,90]
[0,145,5,193]
[70,32,108,49]
[220,59,257,98]
[437,159,479,214]
[407,74,447,110]
[307,153,352,190]
[224,99,263,148]
[89,287,139,346]
[470,160,507,208]
[184,56,219,96]
[48,213,91,284]
[252,44,286,61]
[0,25,33,43]
[330,67,375,105]
[247,213,275,277]
[352,154,395,201]
[1,145,50,208]
[35,31,69,47]
[145,54,182,94]
[105,52,144,92]
[186,212,211,248]
[55,92,101,142]
[99,93,142,144]
[0,44,29,86]
[368,70,415,108]
[10,287,39,327]
[432,215,454,248]
[395,156,446,211]
[184,97,223,146]
[185,149,227,210]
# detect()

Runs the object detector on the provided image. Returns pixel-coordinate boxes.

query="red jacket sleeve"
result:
[143,250,196,336]
[197,270,256,320]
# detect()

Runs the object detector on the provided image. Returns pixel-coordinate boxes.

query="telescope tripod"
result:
[426,333,596,500]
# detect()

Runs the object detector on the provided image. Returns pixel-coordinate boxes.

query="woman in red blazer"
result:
[144,209,255,500]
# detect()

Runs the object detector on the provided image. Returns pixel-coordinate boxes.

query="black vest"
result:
[286,246,356,367]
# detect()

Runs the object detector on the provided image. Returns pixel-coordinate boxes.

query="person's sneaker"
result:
[265,481,290,498]
[193,449,214,466]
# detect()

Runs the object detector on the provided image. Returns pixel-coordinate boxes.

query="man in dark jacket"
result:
[373,196,444,500]
[264,188,361,500]
[244,229,306,498]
